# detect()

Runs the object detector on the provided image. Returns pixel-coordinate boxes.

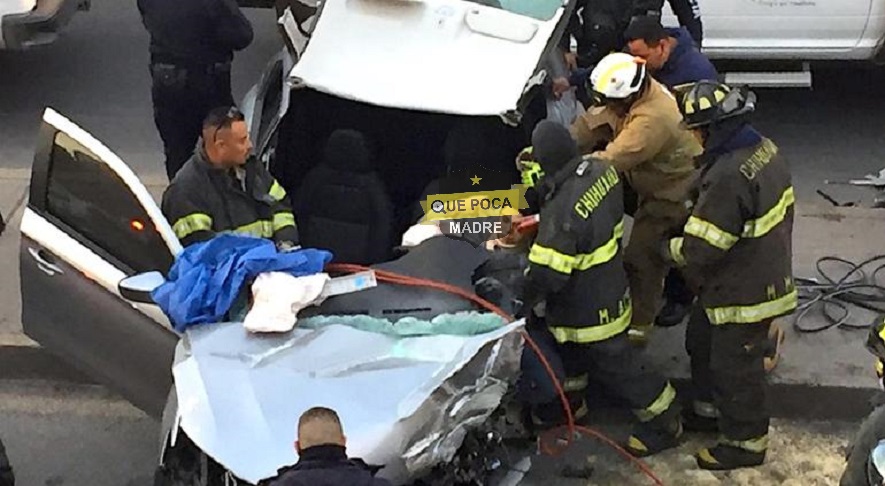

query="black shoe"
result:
[655,301,691,327]
[696,443,766,470]
[531,397,589,429]
[625,419,683,458]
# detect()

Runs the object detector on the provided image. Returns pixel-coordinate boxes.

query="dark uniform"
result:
[522,121,681,457]
[561,0,662,69]
[0,437,12,486]
[668,82,796,470]
[161,145,299,248]
[137,0,254,180]
[258,445,391,486]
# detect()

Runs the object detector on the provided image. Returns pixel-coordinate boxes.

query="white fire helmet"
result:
[589,52,648,100]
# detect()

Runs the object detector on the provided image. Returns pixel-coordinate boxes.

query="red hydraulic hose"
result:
[325,262,665,486]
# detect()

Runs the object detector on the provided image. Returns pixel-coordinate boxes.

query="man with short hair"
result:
[260,407,392,485]
[161,106,299,250]
[624,16,717,90]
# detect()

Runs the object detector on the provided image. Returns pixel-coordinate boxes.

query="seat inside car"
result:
[295,129,395,265]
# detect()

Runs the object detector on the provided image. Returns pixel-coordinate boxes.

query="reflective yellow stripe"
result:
[530,221,622,274]
[272,212,296,231]
[529,244,575,275]
[269,181,287,201]
[573,234,619,271]
[669,237,686,267]
[232,220,273,238]
[549,304,632,344]
[742,187,794,238]
[684,216,739,251]
[635,381,677,422]
[172,213,213,239]
[876,359,883,378]
[721,435,769,453]
[564,374,589,393]
[705,289,798,325]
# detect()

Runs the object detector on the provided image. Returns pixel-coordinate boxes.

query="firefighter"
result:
[665,81,796,470]
[520,120,682,457]
[161,106,299,249]
[570,52,701,344]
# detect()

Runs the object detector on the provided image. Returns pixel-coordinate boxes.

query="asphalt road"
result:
[1,1,885,485]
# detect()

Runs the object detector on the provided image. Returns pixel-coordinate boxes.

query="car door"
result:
[242,49,294,170]
[20,107,182,419]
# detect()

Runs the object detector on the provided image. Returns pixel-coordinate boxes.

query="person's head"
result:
[295,406,347,454]
[530,120,577,174]
[588,52,649,117]
[201,106,253,169]
[624,16,672,72]
[324,129,372,172]
[678,80,757,145]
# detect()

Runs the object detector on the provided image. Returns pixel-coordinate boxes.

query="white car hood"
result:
[172,319,523,484]
[288,0,563,116]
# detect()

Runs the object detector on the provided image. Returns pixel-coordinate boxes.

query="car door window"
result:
[44,131,174,274]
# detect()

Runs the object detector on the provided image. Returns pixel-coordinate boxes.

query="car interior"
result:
[271,87,534,264]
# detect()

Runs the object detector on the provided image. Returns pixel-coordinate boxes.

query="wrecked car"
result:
[19,0,574,483]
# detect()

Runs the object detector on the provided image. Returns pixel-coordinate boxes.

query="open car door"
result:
[20,108,181,418]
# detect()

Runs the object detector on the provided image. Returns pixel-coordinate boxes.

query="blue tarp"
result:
[152,235,333,332]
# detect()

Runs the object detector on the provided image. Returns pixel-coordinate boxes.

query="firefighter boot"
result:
[531,393,588,429]
[696,442,766,471]
[625,415,683,458]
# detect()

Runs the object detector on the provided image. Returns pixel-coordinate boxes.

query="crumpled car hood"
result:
[171,319,524,484]
[288,0,563,116]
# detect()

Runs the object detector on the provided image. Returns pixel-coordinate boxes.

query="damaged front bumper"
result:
[164,318,526,485]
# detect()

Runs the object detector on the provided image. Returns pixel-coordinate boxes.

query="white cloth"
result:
[401,222,442,247]
[243,272,330,333]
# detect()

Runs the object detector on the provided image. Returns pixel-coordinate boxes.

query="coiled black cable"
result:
[794,255,885,333]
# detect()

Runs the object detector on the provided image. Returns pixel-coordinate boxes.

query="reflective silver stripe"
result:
[693,400,720,419]
[684,216,739,251]
[705,289,798,325]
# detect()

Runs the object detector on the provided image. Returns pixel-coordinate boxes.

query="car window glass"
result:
[45,131,174,274]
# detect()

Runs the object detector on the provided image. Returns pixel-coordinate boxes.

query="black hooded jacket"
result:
[259,445,391,486]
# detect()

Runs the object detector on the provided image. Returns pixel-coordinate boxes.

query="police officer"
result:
[521,120,682,457]
[666,81,796,470]
[162,106,299,249]
[138,0,254,180]
[571,52,701,344]
[553,0,703,97]
[0,437,12,486]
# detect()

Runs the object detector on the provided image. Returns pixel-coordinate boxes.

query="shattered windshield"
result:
[464,0,562,21]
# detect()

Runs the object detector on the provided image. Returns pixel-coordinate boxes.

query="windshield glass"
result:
[464,0,562,21]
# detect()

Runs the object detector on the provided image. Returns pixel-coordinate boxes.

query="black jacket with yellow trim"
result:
[523,156,631,343]
[668,126,795,325]
[161,146,299,247]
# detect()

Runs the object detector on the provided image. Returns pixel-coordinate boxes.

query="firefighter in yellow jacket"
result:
[666,81,796,470]
[570,52,702,343]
